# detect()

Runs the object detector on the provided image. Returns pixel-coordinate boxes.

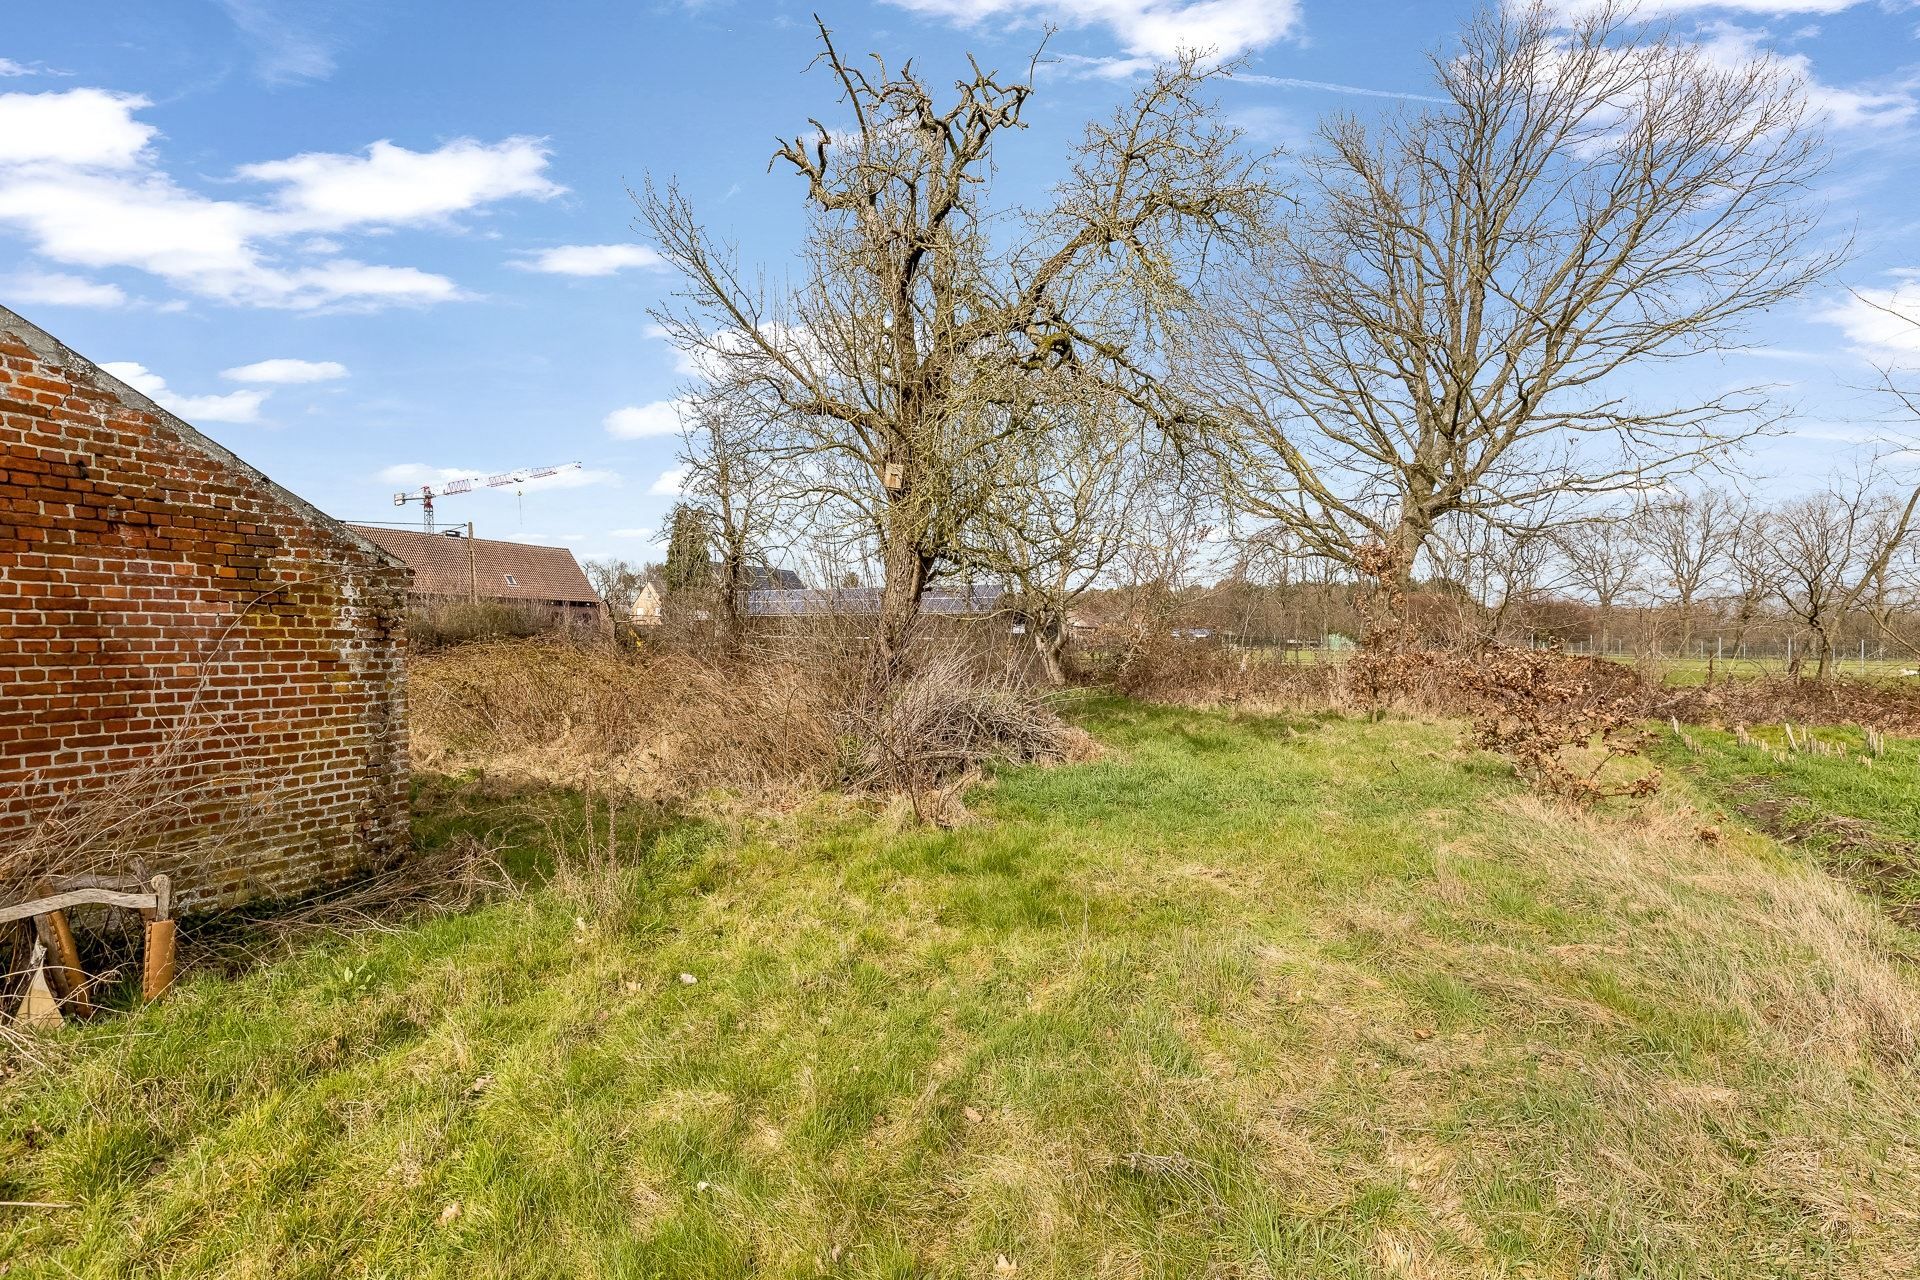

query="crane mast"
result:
[392,461,583,532]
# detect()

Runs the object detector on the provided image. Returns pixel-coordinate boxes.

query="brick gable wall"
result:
[0,318,410,911]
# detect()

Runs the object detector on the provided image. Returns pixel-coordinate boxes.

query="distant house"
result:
[347,525,606,626]
[630,581,665,627]
[629,561,808,627]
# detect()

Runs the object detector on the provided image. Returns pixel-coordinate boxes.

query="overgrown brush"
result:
[406,598,579,651]
[407,636,1079,811]
[1105,636,1348,708]
[1354,643,1661,805]
[1654,672,1920,736]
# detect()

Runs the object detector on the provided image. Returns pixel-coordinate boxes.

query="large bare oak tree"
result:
[1196,0,1838,589]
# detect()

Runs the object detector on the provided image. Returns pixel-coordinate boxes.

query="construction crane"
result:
[392,461,582,532]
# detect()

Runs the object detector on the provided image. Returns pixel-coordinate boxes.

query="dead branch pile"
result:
[182,832,513,973]
[850,651,1094,795]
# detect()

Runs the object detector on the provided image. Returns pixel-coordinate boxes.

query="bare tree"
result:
[1633,488,1741,653]
[1720,501,1777,663]
[1763,470,1918,677]
[1852,292,1920,659]
[1199,0,1837,588]
[678,388,805,655]
[641,20,1274,680]
[584,558,649,620]
[959,379,1157,684]
[1429,513,1559,641]
[1552,516,1643,652]
[1855,290,1920,429]
[1117,486,1226,649]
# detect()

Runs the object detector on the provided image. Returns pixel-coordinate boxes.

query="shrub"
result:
[1342,639,1659,804]
[407,599,575,651]
[407,637,1078,810]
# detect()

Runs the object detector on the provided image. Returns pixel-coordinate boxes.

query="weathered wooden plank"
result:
[0,888,159,927]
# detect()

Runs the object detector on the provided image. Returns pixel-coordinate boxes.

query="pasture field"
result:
[1654,722,1920,924]
[1634,656,1917,687]
[3,700,1917,1278]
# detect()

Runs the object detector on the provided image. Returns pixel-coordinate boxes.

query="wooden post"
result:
[39,909,92,1017]
[141,921,176,1002]
[141,874,175,1003]
[17,943,64,1029]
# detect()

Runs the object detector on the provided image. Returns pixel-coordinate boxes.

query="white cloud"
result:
[0,89,558,309]
[1524,5,1915,131]
[1820,275,1920,367]
[1692,22,1917,129]
[0,88,155,168]
[515,243,663,276]
[100,360,269,424]
[881,0,1301,62]
[648,465,690,497]
[216,0,338,86]
[240,137,562,232]
[604,399,688,438]
[221,357,348,383]
[2,271,127,307]
[0,58,71,79]
[645,322,707,378]
[609,527,653,539]
[1235,73,1447,103]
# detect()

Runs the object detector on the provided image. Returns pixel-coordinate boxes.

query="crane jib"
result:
[390,461,582,505]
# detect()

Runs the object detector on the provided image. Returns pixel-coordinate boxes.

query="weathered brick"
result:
[1,309,411,911]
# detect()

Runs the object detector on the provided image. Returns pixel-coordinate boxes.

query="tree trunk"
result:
[716,555,744,660]
[875,532,932,684]
[1032,613,1071,687]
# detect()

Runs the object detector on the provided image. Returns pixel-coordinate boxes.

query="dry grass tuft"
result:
[1107,638,1350,710]
[408,638,1081,811]
[188,832,515,971]
[1485,794,1920,1070]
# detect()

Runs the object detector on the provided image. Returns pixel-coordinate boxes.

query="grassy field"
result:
[1634,656,1917,687]
[1231,645,1920,687]
[4,699,1920,1277]
[1654,723,1920,924]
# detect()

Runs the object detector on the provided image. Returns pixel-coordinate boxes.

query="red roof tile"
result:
[346,525,602,605]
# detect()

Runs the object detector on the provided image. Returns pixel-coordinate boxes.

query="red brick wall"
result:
[0,317,410,911]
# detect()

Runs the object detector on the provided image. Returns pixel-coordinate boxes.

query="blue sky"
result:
[3,0,1917,564]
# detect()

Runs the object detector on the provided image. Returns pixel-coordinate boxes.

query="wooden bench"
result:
[3,873,176,1018]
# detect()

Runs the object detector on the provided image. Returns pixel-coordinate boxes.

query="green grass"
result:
[1653,722,1920,921]
[1226,647,1920,687]
[5,699,1919,1277]
[1632,656,1918,687]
